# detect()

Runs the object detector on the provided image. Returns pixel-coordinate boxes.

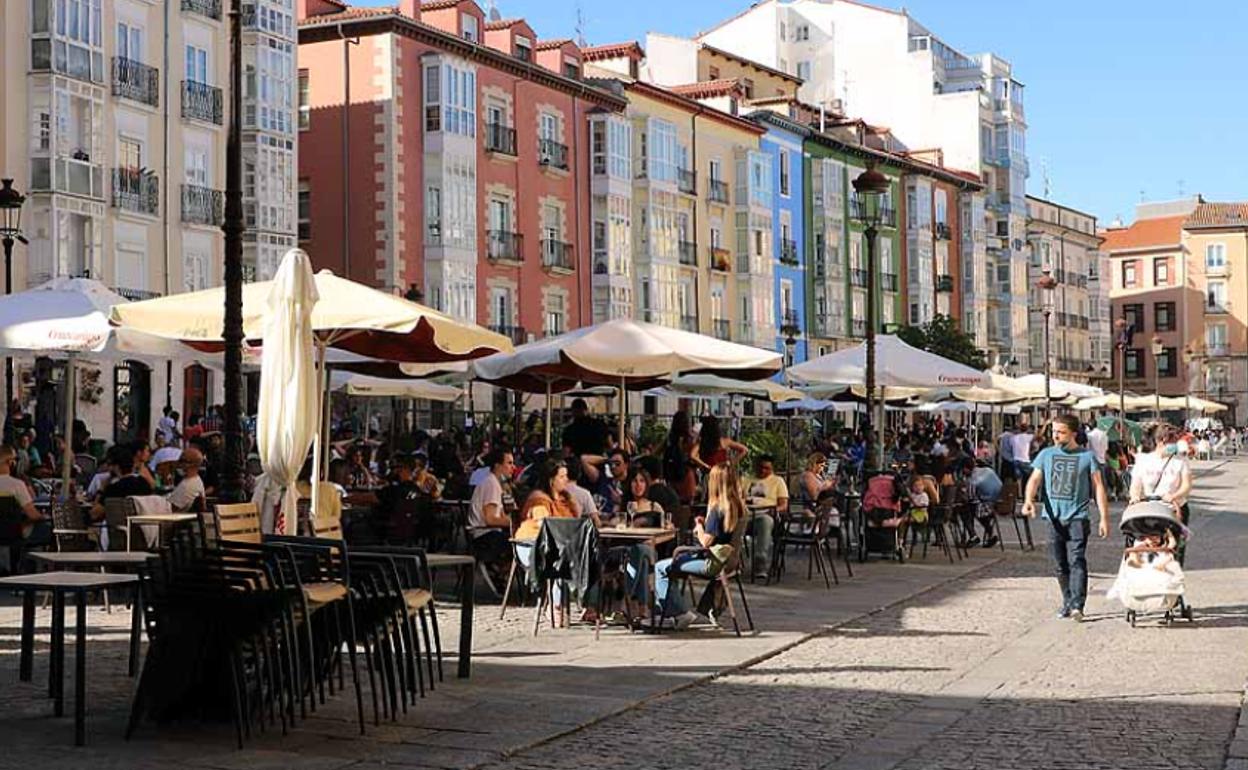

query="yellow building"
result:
[584,44,775,348]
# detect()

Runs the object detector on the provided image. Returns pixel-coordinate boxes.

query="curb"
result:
[470,552,1012,768]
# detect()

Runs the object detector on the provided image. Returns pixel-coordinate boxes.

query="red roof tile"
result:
[483,17,521,30]
[1185,202,1248,229]
[1099,215,1185,253]
[421,0,462,9]
[298,5,395,25]
[582,42,644,61]
[667,78,745,99]
[535,39,575,51]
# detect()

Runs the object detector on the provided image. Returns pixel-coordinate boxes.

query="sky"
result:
[355,0,1248,226]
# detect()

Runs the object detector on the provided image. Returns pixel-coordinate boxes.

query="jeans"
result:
[654,555,716,616]
[748,513,775,577]
[1047,517,1091,611]
[515,541,562,606]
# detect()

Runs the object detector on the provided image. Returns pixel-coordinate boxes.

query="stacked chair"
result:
[125,501,443,747]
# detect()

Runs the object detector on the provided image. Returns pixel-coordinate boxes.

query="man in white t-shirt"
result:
[1086,420,1109,467]
[0,445,49,571]
[1011,426,1035,477]
[468,450,515,582]
[167,447,206,512]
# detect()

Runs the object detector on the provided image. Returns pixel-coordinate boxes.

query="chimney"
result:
[399,0,421,19]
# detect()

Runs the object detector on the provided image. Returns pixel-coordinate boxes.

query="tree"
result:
[895,314,988,371]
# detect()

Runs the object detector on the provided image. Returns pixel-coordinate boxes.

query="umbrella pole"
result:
[544,381,552,451]
[619,376,627,449]
[309,341,328,535]
[60,353,76,499]
[363,399,371,443]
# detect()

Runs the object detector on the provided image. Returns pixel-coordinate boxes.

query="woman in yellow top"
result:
[515,460,579,541]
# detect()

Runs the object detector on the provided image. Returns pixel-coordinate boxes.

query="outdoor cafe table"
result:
[424,553,475,679]
[127,512,198,550]
[1,571,141,745]
[597,526,677,548]
[27,551,155,677]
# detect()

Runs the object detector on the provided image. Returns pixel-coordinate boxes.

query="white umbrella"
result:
[1010,373,1103,400]
[472,318,781,446]
[647,373,803,403]
[332,371,462,401]
[788,335,990,391]
[257,251,319,535]
[0,277,202,494]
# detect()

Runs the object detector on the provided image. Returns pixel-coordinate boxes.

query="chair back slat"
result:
[103,497,137,551]
[215,502,262,544]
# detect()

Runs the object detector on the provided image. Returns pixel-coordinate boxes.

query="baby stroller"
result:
[1107,499,1193,626]
[861,471,907,562]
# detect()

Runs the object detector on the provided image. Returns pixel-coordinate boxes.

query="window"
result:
[563,58,580,79]
[297,69,309,130]
[423,59,475,137]
[545,293,565,336]
[1121,259,1138,288]
[741,78,754,99]
[515,36,532,62]
[1208,280,1227,310]
[1206,243,1227,269]
[934,189,948,225]
[185,146,209,186]
[117,21,142,61]
[1124,348,1144,378]
[1157,347,1177,378]
[1153,256,1169,285]
[118,137,141,170]
[297,181,310,240]
[1208,322,1228,352]
[1154,301,1175,332]
[707,65,720,79]
[796,61,811,81]
[425,185,442,243]
[796,24,810,41]
[779,22,787,40]
[461,13,479,42]
[185,45,208,84]
[778,149,790,196]
[1122,303,1144,334]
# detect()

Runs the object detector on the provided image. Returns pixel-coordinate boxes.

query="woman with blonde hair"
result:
[653,463,743,629]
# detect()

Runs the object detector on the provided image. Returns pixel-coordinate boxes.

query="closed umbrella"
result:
[257,250,319,535]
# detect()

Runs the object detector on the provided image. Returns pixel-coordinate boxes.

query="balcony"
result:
[779,239,799,266]
[1206,299,1232,315]
[1208,344,1231,358]
[712,319,731,341]
[486,230,523,263]
[488,324,528,346]
[111,168,159,216]
[881,272,899,292]
[114,287,162,302]
[813,314,842,338]
[1207,262,1230,277]
[677,168,697,195]
[484,123,517,156]
[182,80,223,125]
[850,268,868,288]
[540,239,574,272]
[780,309,801,336]
[112,57,159,107]
[708,178,730,204]
[181,0,222,20]
[680,315,698,333]
[538,138,569,170]
[851,318,867,337]
[29,157,105,200]
[678,240,697,266]
[709,246,732,272]
[936,274,954,293]
[181,184,223,226]
[935,222,951,241]
[849,197,898,228]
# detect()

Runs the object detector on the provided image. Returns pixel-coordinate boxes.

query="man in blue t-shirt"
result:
[1022,413,1109,622]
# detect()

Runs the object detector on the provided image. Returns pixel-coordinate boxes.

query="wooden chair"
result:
[214,502,262,544]
[103,497,138,551]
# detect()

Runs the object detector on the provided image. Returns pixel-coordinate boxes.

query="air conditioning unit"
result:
[827,98,844,113]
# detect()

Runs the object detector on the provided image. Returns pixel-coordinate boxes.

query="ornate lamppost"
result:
[1036,268,1057,419]
[0,179,27,410]
[851,165,890,471]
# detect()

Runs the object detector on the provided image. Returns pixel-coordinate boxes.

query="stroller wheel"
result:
[1163,611,1174,625]
[1182,604,1194,622]
[1126,610,1136,627]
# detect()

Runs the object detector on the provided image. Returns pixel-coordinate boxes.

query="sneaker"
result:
[964,535,981,548]
[1056,606,1072,619]
[1069,609,1085,623]
[673,611,699,631]
[982,535,1000,549]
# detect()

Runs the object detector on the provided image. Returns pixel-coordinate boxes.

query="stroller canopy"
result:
[1120,499,1185,539]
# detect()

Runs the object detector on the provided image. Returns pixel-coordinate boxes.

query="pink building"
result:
[296,0,625,342]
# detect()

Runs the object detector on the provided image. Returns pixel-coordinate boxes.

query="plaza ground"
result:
[1,457,1246,769]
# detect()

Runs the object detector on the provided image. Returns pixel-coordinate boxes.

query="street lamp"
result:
[852,164,890,472]
[1036,268,1057,419]
[0,179,27,411]
[780,313,800,377]
[1151,334,1164,421]
[1114,318,1131,445]
[1183,345,1194,427]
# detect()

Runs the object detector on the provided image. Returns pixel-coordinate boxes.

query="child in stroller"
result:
[862,471,907,561]
[1107,498,1192,626]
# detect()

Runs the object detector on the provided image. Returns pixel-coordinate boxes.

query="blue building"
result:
[752,112,808,369]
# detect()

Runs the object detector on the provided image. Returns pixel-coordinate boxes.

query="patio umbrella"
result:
[472,318,782,446]
[1098,415,1143,445]
[256,251,320,535]
[1009,373,1103,400]
[0,277,204,494]
[109,267,512,363]
[788,335,990,392]
[647,373,803,403]
[332,371,463,401]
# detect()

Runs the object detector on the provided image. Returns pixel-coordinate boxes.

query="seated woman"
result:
[797,452,837,510]
[653,463,744,630]
[514,460,580,622]
[622,465,665,528]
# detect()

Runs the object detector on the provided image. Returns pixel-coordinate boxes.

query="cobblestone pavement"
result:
[0,458,1244,770]
[484,458,1248,770]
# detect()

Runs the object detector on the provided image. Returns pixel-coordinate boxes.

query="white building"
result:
[0,0,296,447]
[689,0,1030,364]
